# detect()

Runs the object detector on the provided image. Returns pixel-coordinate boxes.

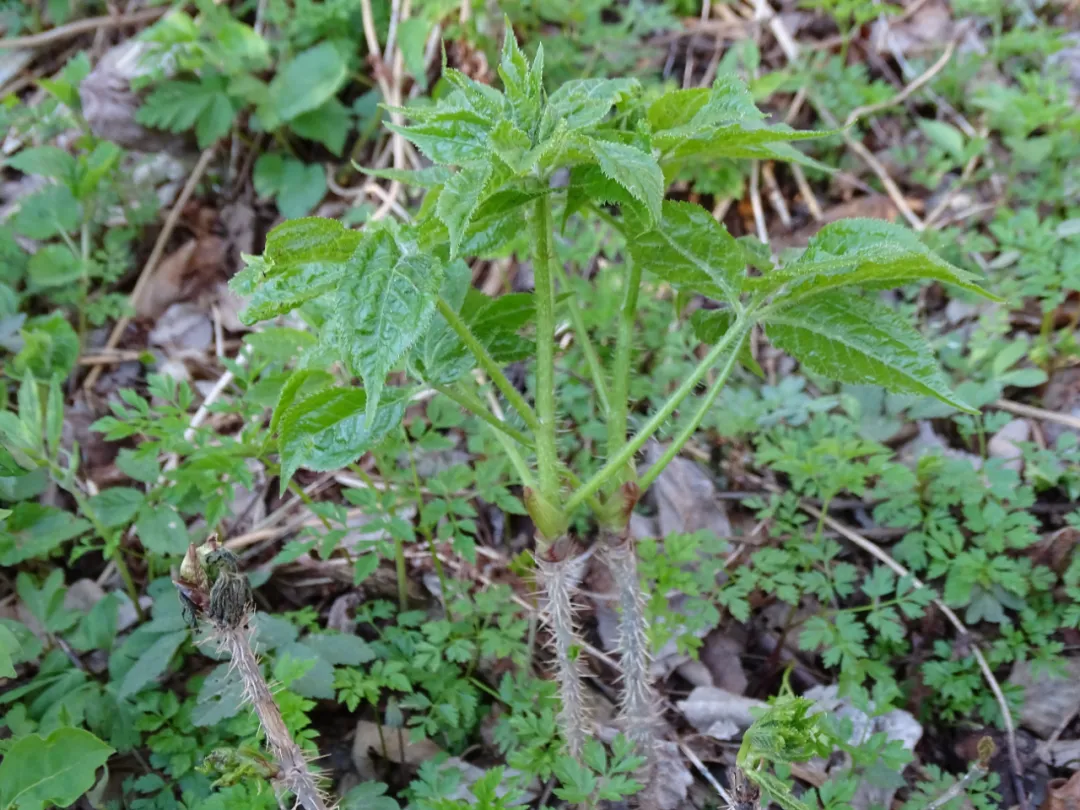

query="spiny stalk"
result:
[602,483,659,796]
[176,541,330,810]
[536,542,591,758]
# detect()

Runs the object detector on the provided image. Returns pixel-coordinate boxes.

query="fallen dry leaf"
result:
[1043,772,1080,810]
[677,686,765,741]
[80,41,191,154]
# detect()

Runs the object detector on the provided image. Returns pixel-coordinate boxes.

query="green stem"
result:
[432,383,534,448]
[566,314,753,514]
[638,327,749,491]
[606,254,643,475]
[487,421,536,491]
[553,263,610,416]
[528,195,560,505]
[436,297,541,435]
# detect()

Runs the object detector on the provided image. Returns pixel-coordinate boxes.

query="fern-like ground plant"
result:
[231,25,995,786]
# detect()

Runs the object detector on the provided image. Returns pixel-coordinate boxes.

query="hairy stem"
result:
[528,195,561,504]
[567,314,752,513]
[536,547,590,758]
[604,527,656,767]
[637,327,750,491]
[432,382,534,448]
[607,254,642,477]
[436,297,542,435]
[219,625,329,810]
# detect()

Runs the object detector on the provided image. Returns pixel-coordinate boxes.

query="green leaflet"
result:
[0,727,113,810]
[322,229,443,421]
[359,165,453,188]
[629,200,743,304]
[437,159,494,257]
[7,146,77,185]
[0,623,17,679]
[260,41,348,127]
[412,260,475,386]
[234,217,361,323]
[753,218,1000,304]
[0,503,91,566]
[498,32,543,135]
[271,369,335,435]
[563,164,646,229]
[278,387,407,487]
[648,74,764,133]
[656,122,827,166]
[490,120,536,174]
[545,77,640,132]
[587,138,664,226]
[385,110,493,166]
[134,504,189,557]
[763,293,976,413]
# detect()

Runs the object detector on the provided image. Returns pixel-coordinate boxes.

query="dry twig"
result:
[83,146,217,392]
[0,7,167,49]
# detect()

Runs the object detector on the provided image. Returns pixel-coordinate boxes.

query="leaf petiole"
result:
[565,311,755,514]
[435,297,542,435]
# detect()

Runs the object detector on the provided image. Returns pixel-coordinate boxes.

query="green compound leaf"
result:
[278,387,407,488]
[0,727,113,810]
[629,200,743,303]
[587,138,664,226]
[754,218,1000,304]
[763,293,975,413]
[322,228,443,421]
[234,217,361,323]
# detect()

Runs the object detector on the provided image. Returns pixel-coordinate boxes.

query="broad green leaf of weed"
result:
[545,77,640,132]
[87,487,144,529]
[0,504,91,566]
[323,230,443,419]
[763,293,976,413]
[135,504,189,557]
[629,200,743,303]
[385,109,493,166]
[0,727,113,810]
[263,41,348,126]
[11,185,80,240]
[7,146,77,185]
[437,159,495,257]
[290,98,352,156]
[498,32,543,135]
[754,218,998,303]
[278,388,407,486]
[115,629,187,700]
[234,217,361,323]
[0,623,19,678]
[588,137,664,226]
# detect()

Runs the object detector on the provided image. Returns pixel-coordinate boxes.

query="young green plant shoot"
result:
[231,26,995,783]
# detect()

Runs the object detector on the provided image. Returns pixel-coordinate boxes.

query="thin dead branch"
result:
[0,7,167,49]
[83,146,217,393]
